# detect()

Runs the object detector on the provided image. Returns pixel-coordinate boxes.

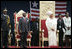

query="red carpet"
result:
[3,46,71,48]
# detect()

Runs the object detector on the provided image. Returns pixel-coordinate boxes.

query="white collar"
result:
[3,14,7,16]
[23,17,26,19]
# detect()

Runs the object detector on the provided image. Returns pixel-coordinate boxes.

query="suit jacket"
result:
[19,17,29,33]
[57,18,66,31]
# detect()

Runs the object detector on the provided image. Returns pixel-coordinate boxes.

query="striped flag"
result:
[30,1,67,19]
[30,1,39,21]
[55,1,67,17]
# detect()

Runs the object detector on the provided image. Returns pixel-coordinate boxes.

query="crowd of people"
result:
[1,8,71,48]
[1,8,39,48]
[46,11,71,48]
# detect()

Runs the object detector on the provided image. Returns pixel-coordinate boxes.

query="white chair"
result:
[15,33,20,47]
[39,29,59,47]
[39,29,48,47]
[27,31,32,47]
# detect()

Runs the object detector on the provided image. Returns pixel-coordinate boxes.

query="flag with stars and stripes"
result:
[55,1,67,17]
[30,1,39,21]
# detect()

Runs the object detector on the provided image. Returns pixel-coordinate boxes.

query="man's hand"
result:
[57,30,59,33]
[1,28,3,31]
[51,29,55,31]
[9,25,11,28]
[67,27,70,30]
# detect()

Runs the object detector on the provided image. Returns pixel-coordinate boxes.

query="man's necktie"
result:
[24,18,26,22]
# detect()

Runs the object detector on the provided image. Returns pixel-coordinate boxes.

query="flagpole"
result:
[29,1,31,31]
[30,1,31,20]
[30,1,31,16]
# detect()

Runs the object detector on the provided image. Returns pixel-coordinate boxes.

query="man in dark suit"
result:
[1,8,11,48]
[31,18,39,46]
[57,14,66,48]
[19,12,29,48]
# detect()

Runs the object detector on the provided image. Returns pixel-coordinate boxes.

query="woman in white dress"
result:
[63,12,71,47]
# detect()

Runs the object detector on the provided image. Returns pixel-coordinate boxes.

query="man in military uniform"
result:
[1,8,11,48]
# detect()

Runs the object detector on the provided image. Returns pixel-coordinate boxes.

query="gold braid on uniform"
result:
[7,16,11,28]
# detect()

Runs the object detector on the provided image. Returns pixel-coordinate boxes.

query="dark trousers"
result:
[31,30,39,46]
[65,35,71,47]
[1,31,8,48]
[20,32,28,48]
[11,32,16,46]
[59,29,64,47]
